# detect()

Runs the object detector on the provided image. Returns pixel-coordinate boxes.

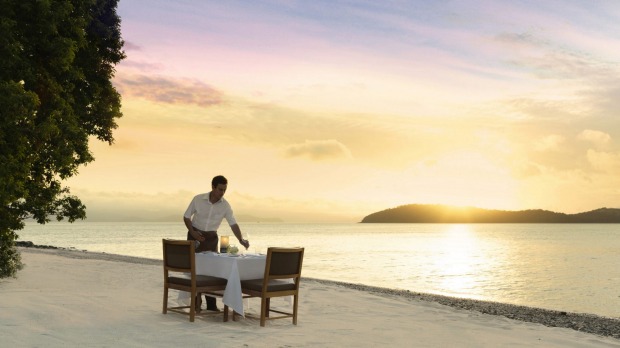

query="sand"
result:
[1,247,619,348]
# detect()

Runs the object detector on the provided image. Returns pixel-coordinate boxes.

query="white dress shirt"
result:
[183,192,237,231]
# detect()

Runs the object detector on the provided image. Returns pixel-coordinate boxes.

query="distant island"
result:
[360,204,620,223]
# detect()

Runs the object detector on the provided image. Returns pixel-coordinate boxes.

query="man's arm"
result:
[230,224,249,249]
[184,217,205,241]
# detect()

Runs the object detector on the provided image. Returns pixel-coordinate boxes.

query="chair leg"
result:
[266,298,271,318]
[293,294,299,325]
[163,286,168,314]
[223,305,229,322]
[260,298,267,327]
[189,292,196,322]
[195,294,202,313]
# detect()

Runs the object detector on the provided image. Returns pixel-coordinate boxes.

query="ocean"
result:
[16,221,620,318]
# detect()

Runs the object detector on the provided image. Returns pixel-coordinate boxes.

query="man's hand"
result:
[240,239,250,249]
[193,232,205,242]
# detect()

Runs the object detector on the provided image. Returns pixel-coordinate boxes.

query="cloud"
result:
[284,139,352,161]
[535,134,565,152]
[118,60,165,73]
[493,31,580,79]
[114,74,223,107]
[586,149,620,172]
[512,161,542,178]
[495,32,538,45]
[578,129,611,147]
[123,41,142,51]
[490,15,616,100]
[501,97,586,121]
[71,189,195,221]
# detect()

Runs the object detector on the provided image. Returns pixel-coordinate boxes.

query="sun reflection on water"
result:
[432,224,491,299]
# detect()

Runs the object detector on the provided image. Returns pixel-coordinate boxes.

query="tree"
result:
[0,0,125,278]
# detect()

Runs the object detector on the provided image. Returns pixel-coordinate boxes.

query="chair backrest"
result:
[162,239,195,273]
[264,247,304,281]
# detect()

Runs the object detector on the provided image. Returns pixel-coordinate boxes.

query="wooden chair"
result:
[162,239,228,322]
[240,247,304,326]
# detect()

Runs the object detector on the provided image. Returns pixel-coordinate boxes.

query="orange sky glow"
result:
[65,0,620,222]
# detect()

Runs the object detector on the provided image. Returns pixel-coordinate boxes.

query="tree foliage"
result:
[0,0,125,278]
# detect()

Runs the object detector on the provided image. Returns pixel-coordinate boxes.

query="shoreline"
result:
[15,243,620,340]
[315,279,620,340]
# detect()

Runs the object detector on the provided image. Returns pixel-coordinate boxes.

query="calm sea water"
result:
[17,222,620,318]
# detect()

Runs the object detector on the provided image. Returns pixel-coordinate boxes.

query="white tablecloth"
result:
[177,252,266,316]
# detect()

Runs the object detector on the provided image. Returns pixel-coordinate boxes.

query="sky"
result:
[65,0,620,222]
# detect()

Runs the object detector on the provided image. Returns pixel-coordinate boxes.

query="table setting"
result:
[176,238,266,316]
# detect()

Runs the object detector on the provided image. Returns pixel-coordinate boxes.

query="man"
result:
[183,175,250,311]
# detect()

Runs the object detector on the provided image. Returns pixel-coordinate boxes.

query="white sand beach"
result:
[1,248,619,348]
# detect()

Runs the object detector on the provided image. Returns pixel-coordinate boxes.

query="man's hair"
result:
[212,175,228,187]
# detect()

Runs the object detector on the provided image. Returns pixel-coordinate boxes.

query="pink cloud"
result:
[123,41,142,51]
[114,74,223,107]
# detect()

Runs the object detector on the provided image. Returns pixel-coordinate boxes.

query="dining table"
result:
[179,252,266,317]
